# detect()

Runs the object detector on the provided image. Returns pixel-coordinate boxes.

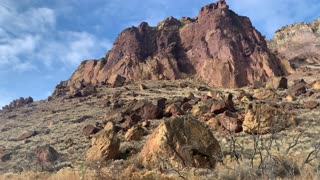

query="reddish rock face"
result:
[68,0,284,88]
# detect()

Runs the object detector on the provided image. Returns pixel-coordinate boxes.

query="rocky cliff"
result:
[68,0,284,88]
[269,17,320,64]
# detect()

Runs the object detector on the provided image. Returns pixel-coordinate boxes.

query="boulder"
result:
[191,103,210,116]
[36,145,59,163]
[125,126,144,141]
[242,103,294,134]
[266,77,288,89]
[164,104,185,117]
[139,117,222,169]
[86,125,120,162]
[128,100,162,120]
[210,94,235,114]
[216,111,243,133]
[289,82,307,96]
[253,88,279,100]
[82,124,99,136]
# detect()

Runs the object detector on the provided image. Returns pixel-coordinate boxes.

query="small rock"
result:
[186,92,195,99]
[1,152,11,162]
[16,131,38,141]
[285,95,295,102]
[104,122,115,132]
[36,145,59,163]
[82,124,99,136]
[289,82,307,96]
[164,104,185,117]
[139,84,147,91]
[207,91,224,100]
[192,103,209,116]
[313,81,320,90]
[304,101,318,109]
[216,111,243,133]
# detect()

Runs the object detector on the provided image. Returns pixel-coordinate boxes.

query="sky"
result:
[0,0,319,108]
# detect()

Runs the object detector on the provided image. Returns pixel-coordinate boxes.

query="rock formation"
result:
[67,0,284,89]
[139,117,222,169]
[269,17,320,64]
[2,97,33,111]
[242,103,295,134]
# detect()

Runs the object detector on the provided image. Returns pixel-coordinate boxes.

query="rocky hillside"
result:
[69,0,284,88]
[269,17,320,64]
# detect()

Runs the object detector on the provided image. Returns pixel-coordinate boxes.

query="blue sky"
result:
[0,0,319,108]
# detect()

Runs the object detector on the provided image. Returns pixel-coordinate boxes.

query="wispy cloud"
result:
[0,0,111,73]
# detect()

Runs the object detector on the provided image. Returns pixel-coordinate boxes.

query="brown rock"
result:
[192,103,210,116]
[242,103,294,134]
[36,145,59,163]
[16,131,38,141]
[152,98,167,111]
[304,101,318,109]
[124,126,144,141]
[68,0,284,89]
[207,91,224,100]
[127,100,162,120]
[216,111,243,133]
[211,94,235,114]
[253,88,279,100]
[139,84,147,91]
[139,117,222,169]
[164,104,185,117]
[289,82,307,96]
[266,77,288,89]
[1,152,11,162]
[181,102,193,112]
[82,125,99,136]
[86,127,120,161]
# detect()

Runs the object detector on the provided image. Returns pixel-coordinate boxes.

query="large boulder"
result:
[139,117,222,169]
[36,145,59,163]
[86,123,120,162]
[67,0,284,88]
[266,77,288,89]
[242,103,294,134]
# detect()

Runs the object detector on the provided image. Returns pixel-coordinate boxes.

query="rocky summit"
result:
[69,0,284,88]
[1,0,320,180]
[269,17,320,64]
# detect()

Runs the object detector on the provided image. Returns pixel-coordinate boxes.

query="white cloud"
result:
[0,1,112,73]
